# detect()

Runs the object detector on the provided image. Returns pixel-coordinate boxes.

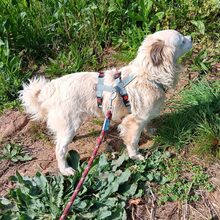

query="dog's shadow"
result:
[74,123,124,152]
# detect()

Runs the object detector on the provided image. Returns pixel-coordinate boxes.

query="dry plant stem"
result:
[201,191,219,219]
[189,205,209,220]
[18,160,33,169]
[209,192,220,217]
[167,204,178,220]
[183,182,193,220]
[178,202,182,220]
[147,182,157,220]
[131,206,135,220]
[146,204,151,217]
[37,163,44,171]
[150,199,156,220]
[202,193,212,219]
[183,203,189,220]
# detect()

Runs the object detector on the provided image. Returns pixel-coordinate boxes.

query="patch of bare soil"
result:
[0,67,220,219]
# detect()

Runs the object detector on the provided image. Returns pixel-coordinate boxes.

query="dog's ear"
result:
[150,40,165,66]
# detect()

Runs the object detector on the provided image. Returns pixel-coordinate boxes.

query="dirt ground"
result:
[0,69,220,219]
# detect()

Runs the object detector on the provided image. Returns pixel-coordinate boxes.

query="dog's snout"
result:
[186,35,192,42]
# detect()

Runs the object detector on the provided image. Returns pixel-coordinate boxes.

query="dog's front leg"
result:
[119,114,144,160]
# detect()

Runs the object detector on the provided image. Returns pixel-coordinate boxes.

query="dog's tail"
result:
[19,77,49,121]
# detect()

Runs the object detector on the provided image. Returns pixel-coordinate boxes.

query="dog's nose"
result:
[186,36,192,42]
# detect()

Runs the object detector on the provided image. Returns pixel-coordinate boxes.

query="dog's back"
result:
[19,72,100,121]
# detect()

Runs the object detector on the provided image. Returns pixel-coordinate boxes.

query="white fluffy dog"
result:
[20,30,192,176]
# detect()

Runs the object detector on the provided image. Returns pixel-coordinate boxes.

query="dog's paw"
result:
[130,154,145,161]
[60,167,75,176]
[144,127,157,136]
[148,128,157,135]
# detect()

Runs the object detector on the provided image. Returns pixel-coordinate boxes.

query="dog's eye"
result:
[182,39,185,45]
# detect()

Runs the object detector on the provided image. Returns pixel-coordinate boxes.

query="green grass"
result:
[0,39,31,112]
[155,79,220,158]
[0,0,219,109]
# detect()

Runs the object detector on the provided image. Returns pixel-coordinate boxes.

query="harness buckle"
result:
[97,97,103,108]
[121,94,130,107]
[96,70,136,109]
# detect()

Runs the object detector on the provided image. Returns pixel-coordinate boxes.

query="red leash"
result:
[59,109,113,220]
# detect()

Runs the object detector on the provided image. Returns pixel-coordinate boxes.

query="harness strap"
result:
[96,71,105,108]
[114,72,130,107]
[96,70,136,109]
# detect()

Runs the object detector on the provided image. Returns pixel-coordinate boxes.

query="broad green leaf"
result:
[191,20,205,34]
[16,155,33,161]
[97,207,112,219]
[79,212,95,218]
[121,183,137,197]
[11,148,18,157]
[112,153,128,171]
[108,2,117,13]
[146,173,154,181]
[67,150,80,170]
[116,169,131,184]
[100,181,119,200]
[155,11,164,20]
[160,176,168,184]
[0,39,4,46]
[0,198,11,206]
[103,197,118,207]
[34,172,48,190]
[98,154,109,170]
[108,172,115,182]
[78,201,87,209]
[11,158,18,162]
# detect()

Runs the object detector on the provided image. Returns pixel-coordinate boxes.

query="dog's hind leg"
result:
[47,111,83,176]
[119,114,145,160]
[55,134,76,176]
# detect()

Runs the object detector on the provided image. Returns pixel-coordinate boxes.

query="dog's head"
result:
[131,30,192,89]
[148,30,192,66]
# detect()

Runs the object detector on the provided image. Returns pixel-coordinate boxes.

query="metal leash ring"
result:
[108,90,117,109]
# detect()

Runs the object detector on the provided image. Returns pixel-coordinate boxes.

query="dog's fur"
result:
[19,30,192,175]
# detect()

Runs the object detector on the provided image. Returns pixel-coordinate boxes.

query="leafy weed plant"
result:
[158,158,212,204]
[0,143,32,163]
[0,150,211,219]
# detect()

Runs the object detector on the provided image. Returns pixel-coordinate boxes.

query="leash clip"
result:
[108,90,117,109]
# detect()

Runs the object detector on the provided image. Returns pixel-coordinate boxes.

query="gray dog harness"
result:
[96,71,136,109]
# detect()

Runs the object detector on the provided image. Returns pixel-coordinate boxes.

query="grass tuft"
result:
[155,79,220,159]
